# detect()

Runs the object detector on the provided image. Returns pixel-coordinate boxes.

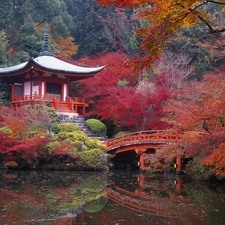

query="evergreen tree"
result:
[0,1,14,31]
[16,20,42,58]
[0,79,11,106]
[0,31,9,65]
[67,0,114,58]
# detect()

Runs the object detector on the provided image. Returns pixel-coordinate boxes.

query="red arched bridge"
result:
[104,130,183,172]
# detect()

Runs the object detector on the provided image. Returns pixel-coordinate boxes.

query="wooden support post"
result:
[139,152,145,171]
[75,105,78,113]
[176,155,182,175]
[11,84,15,102]
[139,173,145,189]
[176,177,182,194]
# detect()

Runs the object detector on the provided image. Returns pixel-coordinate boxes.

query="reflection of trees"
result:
[84,197,106,213]
[1,170,225,225]
[0,171,107,224]
[47,172,107,215]
[105,172,218,225]
[182,181,225,224]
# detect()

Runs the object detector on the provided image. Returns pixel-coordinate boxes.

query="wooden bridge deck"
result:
[104,130,206,172]
[104,130,182,153]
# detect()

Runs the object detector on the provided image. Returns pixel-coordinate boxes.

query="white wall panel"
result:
[64,84,67,101]
[24,81,31,96]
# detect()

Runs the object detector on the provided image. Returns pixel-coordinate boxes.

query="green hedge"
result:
[86,119,107,136]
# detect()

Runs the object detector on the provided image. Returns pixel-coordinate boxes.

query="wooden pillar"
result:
[30,81,32,98]
[61,83,64,101]
[67,82,69,98]
[39,79,42,98]
[139,173,145,189]
[176,155,182,175]
[11,84,15,101]
[75,105,78,113]
[176,177,182,194]
[139,152,145,170]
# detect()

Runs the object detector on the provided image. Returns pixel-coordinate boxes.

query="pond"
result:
[0,169,225,225]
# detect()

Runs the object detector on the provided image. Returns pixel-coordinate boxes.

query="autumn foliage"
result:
[75,52,170,131]
[96,0,225,67]
[0,106,107,170]
[162,70,225,177]
[0,106,52,166]
[55,36,78,57]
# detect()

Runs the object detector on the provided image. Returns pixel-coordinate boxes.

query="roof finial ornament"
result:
[40,24,53,56]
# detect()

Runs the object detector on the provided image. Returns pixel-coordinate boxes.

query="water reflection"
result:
[0,169,225,225]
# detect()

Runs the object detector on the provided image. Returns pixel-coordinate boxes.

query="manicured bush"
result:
[85,138,104,150]
[77,148,108,170]
[53,123,81,134]
[86,119,107,136]
[44,140,61,153]
[57,131,87,141]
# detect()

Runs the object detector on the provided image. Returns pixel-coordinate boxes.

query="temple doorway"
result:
[46,83,62,100]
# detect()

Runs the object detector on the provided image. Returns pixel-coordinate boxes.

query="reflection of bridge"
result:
[103,176,206,223]
[104,186,179,217]
[104,130,183,173]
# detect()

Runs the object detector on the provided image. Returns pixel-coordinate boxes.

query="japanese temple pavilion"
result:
[0,25,105,116]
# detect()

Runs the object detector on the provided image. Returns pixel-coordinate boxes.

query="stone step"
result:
[57,113,106,141]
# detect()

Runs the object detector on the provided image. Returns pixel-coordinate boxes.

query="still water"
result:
[0,169,225,225]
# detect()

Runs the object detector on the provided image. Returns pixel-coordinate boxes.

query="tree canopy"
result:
[96,0,225,67]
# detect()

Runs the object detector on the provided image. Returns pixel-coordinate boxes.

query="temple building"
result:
[0,25,104,116]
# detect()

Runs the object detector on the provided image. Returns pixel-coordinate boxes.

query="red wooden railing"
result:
[70,97,85,104]
[104,187,178,217]
[67,96,74,111]
[105,130,182,152]
[51,95,58,110]
[11,94,87,114]
[13,94,45,101]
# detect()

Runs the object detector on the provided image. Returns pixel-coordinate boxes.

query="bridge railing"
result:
[105,130,182,151]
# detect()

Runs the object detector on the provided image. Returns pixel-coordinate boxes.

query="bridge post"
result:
[139,152,145,171]
[139,173,145,189]
[176,155,182,175]
[176,177,182,194]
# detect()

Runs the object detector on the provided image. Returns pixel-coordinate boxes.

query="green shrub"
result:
[184,157,214,180]
[0,126,12,133]
[57,131,87,142]
[54,123,80,134]
[44,141,61,153]
[70,140,84,150]
[85,138,105,150]
[52,123,60,134]
[45,106,61,124]
[86,119,107,136]
[85,198,106,213]
[77,148,108,170]
[46,121,108,170]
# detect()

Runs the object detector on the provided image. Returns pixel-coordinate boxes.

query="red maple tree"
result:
[163,70,225,176]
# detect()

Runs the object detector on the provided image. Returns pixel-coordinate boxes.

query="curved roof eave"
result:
[0,59,31,75]
[0,55,105,76]
[32,56,105,75]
